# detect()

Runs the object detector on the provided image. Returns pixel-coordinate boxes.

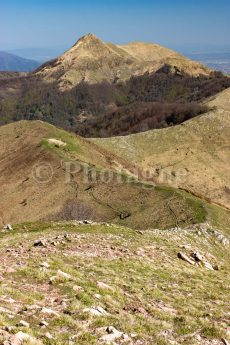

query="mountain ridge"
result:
[91,88,230,210]
[0,119,222,228]
[35,33,210,90]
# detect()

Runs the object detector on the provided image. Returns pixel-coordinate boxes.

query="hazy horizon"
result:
[4,42,230,73]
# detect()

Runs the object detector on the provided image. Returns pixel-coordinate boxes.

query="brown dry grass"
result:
[0,120,214,228]
[92,88,230,210]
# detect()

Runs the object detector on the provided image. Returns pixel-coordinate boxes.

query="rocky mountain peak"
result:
[35,33,210,90]
[72,33,103,48]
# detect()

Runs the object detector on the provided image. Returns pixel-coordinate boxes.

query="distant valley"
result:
[188,51,230,74]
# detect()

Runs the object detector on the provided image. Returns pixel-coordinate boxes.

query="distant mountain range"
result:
[8,47,65,63]
[0,51,40,72]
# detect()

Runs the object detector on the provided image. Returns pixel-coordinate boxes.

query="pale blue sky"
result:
[1,0,229,52]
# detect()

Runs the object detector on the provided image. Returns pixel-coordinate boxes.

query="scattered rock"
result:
[100,326,131,343]
[191,251,204,262]
[76,220,94,225]
[57,270,72,280]
[8,331,43,345]
[45,332,53,339]
[49,276,57,284]
[94,294,101,299]
[191,251,217,270]
[39,320,49,327]
[73,285,84,292]
[64,233,72,241]
[221,237,229,246]
[34,240,46,247]
[47,138,66,147]
[97,281,113,291]
[178,252,195,265]
[12,332,31,344]
[49,270,72,284]
[0,306,15,315]
[178,250,218,271]
[5,298,16,304]
[211,230,229,246]
[40,261,50,269]
[18,320,30,328]
[3,326,16,332]
[83,306,109,316]
[136,230,145,236]
[203,261,215,271]
[3,224,13,231]
[40,307,59,317]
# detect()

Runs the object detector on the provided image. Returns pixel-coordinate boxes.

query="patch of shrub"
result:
[0,65,229,136]
[55,199,98,221]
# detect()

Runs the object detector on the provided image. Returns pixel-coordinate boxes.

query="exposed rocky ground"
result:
[0,221,229,344]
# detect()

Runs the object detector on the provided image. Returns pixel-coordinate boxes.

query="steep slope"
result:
[91,88,230,209]
[36,33,210,90]
[0,120,226,229]
[0,51,40,72]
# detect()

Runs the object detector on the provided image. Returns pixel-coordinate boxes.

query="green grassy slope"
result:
[0,221,229,344]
